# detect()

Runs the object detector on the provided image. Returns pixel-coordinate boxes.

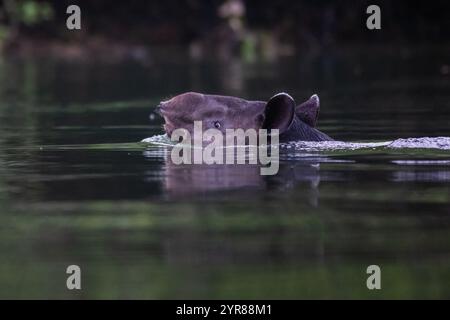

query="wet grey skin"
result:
[156,92,333,142]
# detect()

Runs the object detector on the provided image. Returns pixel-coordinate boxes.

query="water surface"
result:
[0,47,449,299]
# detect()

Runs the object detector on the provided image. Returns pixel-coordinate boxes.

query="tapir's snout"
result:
[150,103,165,122]
[155,102,166,116]
[154,100,182,137]
[154,101,175,123]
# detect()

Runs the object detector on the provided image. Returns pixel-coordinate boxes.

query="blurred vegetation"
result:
[0,0,449,58]
[6,0,53,25]
[1,0,52,36]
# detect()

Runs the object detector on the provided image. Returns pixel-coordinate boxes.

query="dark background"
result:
[1,0,449,56]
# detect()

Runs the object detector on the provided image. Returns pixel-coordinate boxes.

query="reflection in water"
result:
[391,159,450,182]
[392,170,450,182]
[144,147,322,207]
[163,159,264,195]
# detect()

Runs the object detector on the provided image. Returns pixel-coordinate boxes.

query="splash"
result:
[281,137,450,152]
[387,137,450,150]
[142,135,450,151]
[141,134,174,146]
[280,140,390,152]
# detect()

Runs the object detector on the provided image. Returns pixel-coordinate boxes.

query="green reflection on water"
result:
[0,48,450,299]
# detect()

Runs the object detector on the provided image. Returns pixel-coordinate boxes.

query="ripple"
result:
[392,160,450,165]
[392,171,450,182]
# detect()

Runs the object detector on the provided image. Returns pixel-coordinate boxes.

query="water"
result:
[0,47,449,299]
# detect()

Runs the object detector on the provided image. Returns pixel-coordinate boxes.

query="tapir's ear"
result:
[296,94,320,127]
[262,93,295,133]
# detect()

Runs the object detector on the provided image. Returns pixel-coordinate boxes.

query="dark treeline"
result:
[1,0,449,47]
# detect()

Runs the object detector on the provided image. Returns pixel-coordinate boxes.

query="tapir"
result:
[156,92,333,142]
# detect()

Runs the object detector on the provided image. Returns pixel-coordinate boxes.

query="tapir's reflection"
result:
[164,158,264,196]
[150,148,322,206]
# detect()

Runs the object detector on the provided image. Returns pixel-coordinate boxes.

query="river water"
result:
[0,46,449,298]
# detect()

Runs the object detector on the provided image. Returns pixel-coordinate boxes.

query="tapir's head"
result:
[156,92,297,138]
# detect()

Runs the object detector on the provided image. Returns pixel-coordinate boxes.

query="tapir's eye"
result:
[213,121,221,129]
